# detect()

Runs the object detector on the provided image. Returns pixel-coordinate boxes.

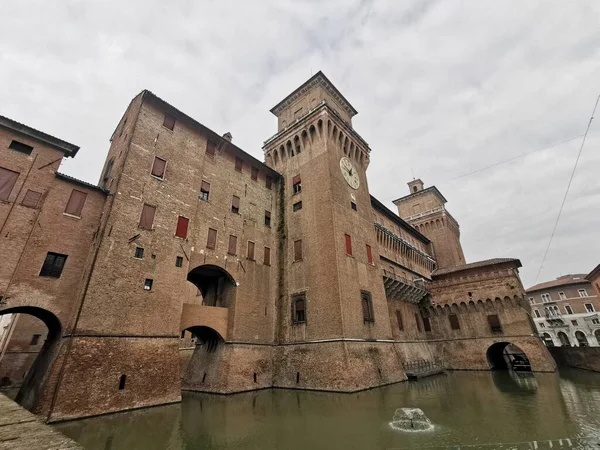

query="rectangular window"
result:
[235,157,243,172]
[564,305,573,315]
[487,314,502,333]
[206,141,216,157]
[559,292,567,300]
[264,247,271,266]
[9,140,33,155]
[396,311,404,331]
[139,204,156,229]
[251,166,259,181]
[39,252,67,278]
[529,297,535,305]
[163,113,176,130]
[175,216,189,238]
[571,320,578,326]
[292,175,302,194]
[247,241,255,260]
[21,189,42,208]
[64,189,87,217]
[292,293,306,324]
[0,167,19,201]
[30,334,41,345]
[266,176,272,190]
[228,235,237,255]
[175,256,183,267]
[414,313,422,332]
[294,240,303,261]
[181,330,186,338]
[585,303,595,312]
[293,201,302,212]
[534,309,541,318]
[151,156,167,179]
[579,289,589,298]
[344,234,352,256]
[134,247,144,259]
[200,181,210,201]
[264,210,271,227]
[422,316,431,332]
[231,195,240,214]
[541,293,552,303]
[449,314,460,330]
[351,201,357,211]
[361,291,374,323]
[366,244,373,264]
[207,228,217,249]
[593,318,600,325]
[144,279,153,290]
[540,323,546,328]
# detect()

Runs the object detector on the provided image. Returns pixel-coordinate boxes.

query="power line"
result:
[535,94,600,283]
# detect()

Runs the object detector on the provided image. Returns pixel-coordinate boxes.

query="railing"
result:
[403,206,445,222]
[403,359,443,374]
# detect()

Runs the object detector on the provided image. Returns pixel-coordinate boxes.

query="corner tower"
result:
[393,179,465,269]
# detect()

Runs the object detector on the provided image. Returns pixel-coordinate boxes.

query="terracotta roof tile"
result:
[526,274,590,292]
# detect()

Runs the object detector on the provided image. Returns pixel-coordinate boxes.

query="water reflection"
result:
[55,370,600,450]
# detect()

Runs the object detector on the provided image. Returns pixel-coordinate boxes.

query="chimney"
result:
[222,132,232,142]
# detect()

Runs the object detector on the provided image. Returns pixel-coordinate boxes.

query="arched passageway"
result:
[187,265,236,308]
[0,306,62,411]
[575,331,588,347]
[487,342,531,372]
[185,326,223,353]
[180,325,225,389]
[558,331,571,347]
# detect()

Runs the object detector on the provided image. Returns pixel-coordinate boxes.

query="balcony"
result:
[544,310,566,327]
[383,269,429,304]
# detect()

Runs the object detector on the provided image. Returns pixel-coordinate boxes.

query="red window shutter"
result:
[206,141,216,156]
[201,181,210,192]
[163,113,176,130]
[151,157,166,178]
[64,190,87,217]
[0,167,20,201]
[251,166,259,181]
[264,247,271,266]
[228,235,237,255]
[344,234,352,255]
[396,311,404,330]
[366,244,373,264]
[247,241,255,260]
[292,175,301,184]
[207,228,217,249]
[266,176,272,190]
[294,240,303,261]
[175,216,189,238]
[235,157,243,172]
[22,190,42,208]
[139,204,156,229]
[232,196,240,209]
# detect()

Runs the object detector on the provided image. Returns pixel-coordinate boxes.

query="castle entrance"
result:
[187,264,236,308]
[486,342,531,371]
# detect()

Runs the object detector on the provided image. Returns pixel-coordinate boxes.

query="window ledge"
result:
[151,175,165,182]
[63,213,82,220]
[292,259,303,263]
[138,227,155,231]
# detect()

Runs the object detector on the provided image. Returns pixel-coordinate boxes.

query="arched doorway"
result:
[181,326,225,389]
[558,331,570,347]
[541,333,554,347]
[187,265,236,308]
[575,331,588,347]
[486,342,531,371]
[0,306,61,411]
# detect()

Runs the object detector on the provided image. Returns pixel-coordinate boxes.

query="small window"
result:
[564,305,573,315]
[559,292,567,300]
[264,247,271,266]
[366,244,373,264]
[292,175,302,194]
[362,291,374,323]
[251,166,259,181]
[235,157,243,172]
[139,204,156,230]
[396,311,404,331]
[181,330,186,338]
[118,374,126,390]
[151,157,167,179]
[206,141,217,157]
[293,240,303,261]
[144,279,153,290]
[468,292,473,299]
[264,210,271,227]
[134,247,144,259]
[175,216,189,238]
[21,190,42,208]
[247,241,255,260]
[541,293,552,303]
[64,189,87,217]
[30,334,41,345]
[163,113,176,130]
[200,181,210,201]
[487,314,502,333]
[579,289,589,298]
[540,323,546,328]
[231,195,240,214]
[593,319,600,325]
[266,176,273,190]
[9,140,33,155]
[414,313,422,332]
[529,297,535,305]
[293,201,302,212]
[344,234,352,256]
[534,309,541,318]
[292,294,306,324]
[175,256,183,267]
[228,235,237,255]
[422,316,431,332]
[207,228,217,249]
[585,303,595,312]
[449,314,460,330]
[571,320,578,326]
[351,201,357,211]
[39,252,67,278]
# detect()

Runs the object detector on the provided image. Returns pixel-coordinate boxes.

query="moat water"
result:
[54,369,600,449]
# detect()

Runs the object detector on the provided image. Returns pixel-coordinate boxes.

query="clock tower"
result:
[264,72,403,390]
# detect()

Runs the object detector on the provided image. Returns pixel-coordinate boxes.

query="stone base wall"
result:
[548,346,600,372]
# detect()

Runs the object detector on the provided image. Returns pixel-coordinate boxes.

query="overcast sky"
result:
[1,0,599,288]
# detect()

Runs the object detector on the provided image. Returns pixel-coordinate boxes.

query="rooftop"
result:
[586,264,600,282]
[433,258,521,277]
[56,173,107,194]
[392,185,448,206]
[527,274,591,292]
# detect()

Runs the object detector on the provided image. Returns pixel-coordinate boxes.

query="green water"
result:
[54,369,600,449]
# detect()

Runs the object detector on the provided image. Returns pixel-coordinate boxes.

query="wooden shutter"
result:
[292,175,301,185]
[264,247,271,266]
[201,181,210,192]
[228,235,237,255]
[232,195,240,209]
[266,176,272,189]
[396,311,404,330]
[139,204,156,229]
[294,240,303,261]
[207,228,217,249]
[247,241,255,260]
[414,313,422,332]
[22,190,42,208]
[449,314,460,330]
[206,141,216,156]
[175,216,189,238]
[235,157,243,172]
[344,234,352,255]
[422,316,431,332]
[163,113,176,130]
[151,157,166,178]
[366,244,373,264]
[0,167,19,201]
[251,166,258,181]
[65,190,87,217]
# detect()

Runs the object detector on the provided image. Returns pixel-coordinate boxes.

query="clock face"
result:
[340,157,360,189]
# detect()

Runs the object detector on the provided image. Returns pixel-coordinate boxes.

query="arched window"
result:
[413,186,417,193]
[361,291,374,323]
[575,331,588,347]
[292,294,306,324]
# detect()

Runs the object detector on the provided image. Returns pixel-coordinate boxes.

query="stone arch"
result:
[513,295,521,308]
[443,304,451,315]
[301,130,309,148]
[435,219,441,229]
[460,302,468,312]
[486,342,531,371]
[451,303,459,313]
[477,300,484,311]
[338,130,343,147]
[468,300,476,311]
[309,125,317,141]
[286,140,293,158]
[485,299,494,310]
[293,135,301,155]
[317,119,323,137]
[187,264,237,309]
[575,330,588,346]
[331,124,337,140]
[503,296,511,308]
[436,305,443,315]
[279,145,286,162]
[558,331,570,346]
[494,298,503,310]
[541,332,554,347]
[428,306,436,316]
